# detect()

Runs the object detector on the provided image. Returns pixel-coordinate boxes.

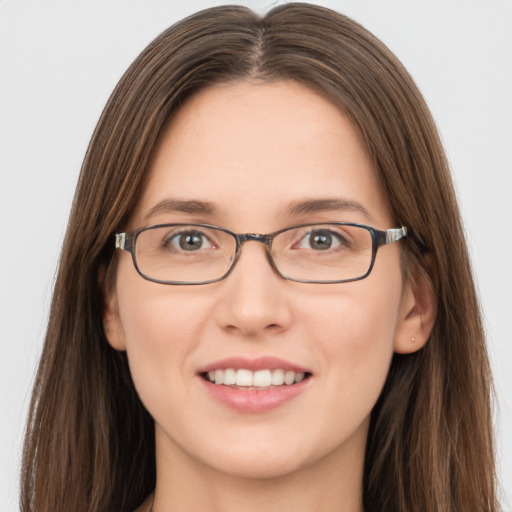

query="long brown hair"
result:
[21,4,498,511]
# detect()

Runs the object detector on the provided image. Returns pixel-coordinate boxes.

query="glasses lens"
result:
[272,224,373,282]
[134,225,236,283]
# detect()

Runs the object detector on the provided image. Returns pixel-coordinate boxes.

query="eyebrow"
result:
[143,198,219,220]
[284,198,373,221]
[143,197,373,223]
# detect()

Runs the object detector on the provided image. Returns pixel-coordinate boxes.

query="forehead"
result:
[132,80,392,230]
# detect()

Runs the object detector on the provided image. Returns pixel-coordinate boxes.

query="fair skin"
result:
[105,80,434,512]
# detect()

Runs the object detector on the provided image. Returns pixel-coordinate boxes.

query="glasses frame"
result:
[115,222,407,285]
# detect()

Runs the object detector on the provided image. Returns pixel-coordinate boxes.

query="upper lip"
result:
[197,356,310,374]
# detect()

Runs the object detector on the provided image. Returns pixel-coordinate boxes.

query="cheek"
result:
[304,276,400,351]
[114,274,213,405]
[300,273,402,415]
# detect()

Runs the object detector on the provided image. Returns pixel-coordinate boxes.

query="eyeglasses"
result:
[114,222,407,285]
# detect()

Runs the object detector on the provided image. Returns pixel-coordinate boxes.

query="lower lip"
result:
[200,377,311,413]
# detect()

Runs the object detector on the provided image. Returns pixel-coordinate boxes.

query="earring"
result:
[411,337,416,343]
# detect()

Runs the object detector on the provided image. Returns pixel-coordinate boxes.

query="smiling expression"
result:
[105,80,416,481]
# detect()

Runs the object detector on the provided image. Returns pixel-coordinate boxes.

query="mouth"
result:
[201,368,312,390]
[197,357,313,412]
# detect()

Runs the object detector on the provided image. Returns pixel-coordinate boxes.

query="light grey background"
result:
[1,1,511,510]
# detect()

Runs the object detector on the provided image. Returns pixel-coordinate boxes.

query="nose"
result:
[213,241,292,337]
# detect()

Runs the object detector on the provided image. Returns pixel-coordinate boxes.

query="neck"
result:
[150,426,367,512]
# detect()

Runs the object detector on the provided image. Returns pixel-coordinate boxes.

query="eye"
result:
[297,229,344,251]
[164,230,214,251]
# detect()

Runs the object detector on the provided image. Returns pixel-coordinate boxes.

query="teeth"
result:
[223,368,236,385]
[253,369,272,387]
[271,369,285,385]
[235,369,253,386]
[284,370,295,385]
[206,368,307,387]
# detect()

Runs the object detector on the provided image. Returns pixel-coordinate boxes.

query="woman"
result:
[20,3,499,511]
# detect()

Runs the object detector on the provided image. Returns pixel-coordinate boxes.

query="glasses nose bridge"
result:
[236,232,273,247]
[231,232,276,270]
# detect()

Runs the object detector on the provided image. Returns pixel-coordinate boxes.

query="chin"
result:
[191,430,334,482]
[210,453,308,481]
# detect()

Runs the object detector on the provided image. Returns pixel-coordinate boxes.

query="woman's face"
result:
[105,80,421,480]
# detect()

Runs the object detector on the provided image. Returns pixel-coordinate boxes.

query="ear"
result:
[100,266,127,351]
[394,260,437,354]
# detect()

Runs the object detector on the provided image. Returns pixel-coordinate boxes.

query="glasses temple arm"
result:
[115,232,135,253]
[384,226,408,244]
